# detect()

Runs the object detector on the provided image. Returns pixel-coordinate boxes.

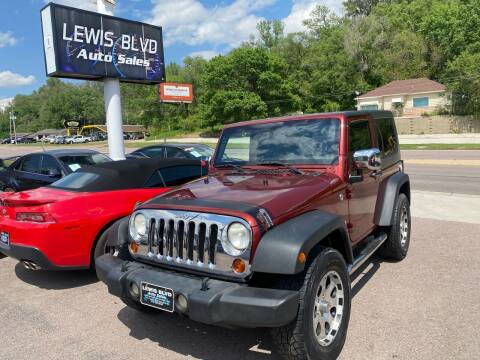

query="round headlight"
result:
[130,212,147,240]
[222,222,251,256]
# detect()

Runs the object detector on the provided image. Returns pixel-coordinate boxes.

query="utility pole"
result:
[9,110,17,144]
[95,0,125,160]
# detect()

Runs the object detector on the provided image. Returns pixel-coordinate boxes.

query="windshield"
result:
[59,153,111,172]
[215,118,340,166]
[183,146,214,159]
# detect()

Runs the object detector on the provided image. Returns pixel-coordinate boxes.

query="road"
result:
[0,145,479,359]
[402,150,480,194]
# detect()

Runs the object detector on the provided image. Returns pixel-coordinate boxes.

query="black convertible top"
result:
[50,157,202,192]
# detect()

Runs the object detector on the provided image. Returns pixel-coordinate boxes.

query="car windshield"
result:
[58,153,111,172]
[214,118,340,166]
[183,146,214,159]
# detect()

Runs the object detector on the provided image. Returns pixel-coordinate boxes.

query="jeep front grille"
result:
[131,209,252,277]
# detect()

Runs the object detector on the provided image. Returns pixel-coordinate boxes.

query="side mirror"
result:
[353,148,382,171]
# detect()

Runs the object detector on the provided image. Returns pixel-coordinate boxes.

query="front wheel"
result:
[91,225,117,269]
[271,248,351,360]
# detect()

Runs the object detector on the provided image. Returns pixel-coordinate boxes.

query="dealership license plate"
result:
[0,231,9,249]
[140,282,175,312]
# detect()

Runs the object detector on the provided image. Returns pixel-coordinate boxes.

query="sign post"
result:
[40,1,165,159]
[96,0,125,160]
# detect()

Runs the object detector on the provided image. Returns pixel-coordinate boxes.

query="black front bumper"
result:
[96,254,299,328]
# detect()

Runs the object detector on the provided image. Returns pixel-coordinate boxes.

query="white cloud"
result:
[45,0,97,11]
[284,0,342,34]
[0,71,36,88]
[147,0,276,47]
[0,32,18,48]
[188,50,220,60]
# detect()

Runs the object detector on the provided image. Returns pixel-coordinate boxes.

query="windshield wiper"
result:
[215,163,247,173]
[255,162,304,175]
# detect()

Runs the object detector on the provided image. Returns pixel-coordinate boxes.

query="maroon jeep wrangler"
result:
[97,111,411,360]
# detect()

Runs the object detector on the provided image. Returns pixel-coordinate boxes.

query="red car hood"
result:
[152,170,341,220]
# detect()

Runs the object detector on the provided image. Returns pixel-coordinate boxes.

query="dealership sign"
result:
[160,83,194,103]
[41,3,165,84]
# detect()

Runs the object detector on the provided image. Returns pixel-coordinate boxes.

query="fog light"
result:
[232,259,246,274]
[129,241,138,254]
[176,294,188,313]
[129,282,140,298]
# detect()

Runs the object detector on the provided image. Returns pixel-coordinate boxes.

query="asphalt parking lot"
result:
[0,145,479,359]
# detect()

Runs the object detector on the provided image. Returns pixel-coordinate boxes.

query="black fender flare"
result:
[374,171,410,226]
[105,216,130,248]
[251,210,352,275]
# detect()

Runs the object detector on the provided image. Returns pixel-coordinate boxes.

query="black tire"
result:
[379,193,411,261]
[91,225,117,269]
[271,248,351,360]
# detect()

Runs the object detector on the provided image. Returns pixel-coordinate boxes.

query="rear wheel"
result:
[379,193,411,261]
[271,248,351,360]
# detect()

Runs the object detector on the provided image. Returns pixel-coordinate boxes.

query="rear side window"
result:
[374,118,398,157]
[50,172,99,190]
[20,155,42,174]
[166,147,188,158]
[142,148,166,158]
[41,155,62,175]
[159,165,203,187]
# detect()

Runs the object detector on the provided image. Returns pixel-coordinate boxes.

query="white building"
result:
[356,78,450,117]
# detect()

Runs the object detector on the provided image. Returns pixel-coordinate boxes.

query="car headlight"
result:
[130,212,147,241]
[222,222,251,256]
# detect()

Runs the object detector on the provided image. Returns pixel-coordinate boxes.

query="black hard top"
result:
[63,157,201,192]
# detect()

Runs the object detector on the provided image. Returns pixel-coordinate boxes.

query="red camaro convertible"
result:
[0,158,204,270]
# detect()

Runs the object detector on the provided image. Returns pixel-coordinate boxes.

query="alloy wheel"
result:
[313,270,345,347]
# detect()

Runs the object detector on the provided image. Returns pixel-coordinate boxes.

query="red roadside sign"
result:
[159,83,194,103]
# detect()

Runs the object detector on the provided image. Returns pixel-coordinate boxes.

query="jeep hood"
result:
[149,171,342,221]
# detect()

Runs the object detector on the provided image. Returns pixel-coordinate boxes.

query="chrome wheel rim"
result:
[313,270,344,347]
[400,205,409,247]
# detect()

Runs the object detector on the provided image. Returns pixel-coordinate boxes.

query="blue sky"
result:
[0,0,341,101]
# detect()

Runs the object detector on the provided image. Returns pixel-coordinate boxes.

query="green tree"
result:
[256,20,285,49]
[443,51,480,115]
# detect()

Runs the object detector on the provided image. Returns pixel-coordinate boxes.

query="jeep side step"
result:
[348,233,387,275]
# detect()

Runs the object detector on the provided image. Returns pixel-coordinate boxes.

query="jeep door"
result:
[347,118,380,243]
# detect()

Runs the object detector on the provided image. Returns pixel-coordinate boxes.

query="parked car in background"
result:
[54,135,67,144]
[66,135,91,144]
[0,149,111,192]
[17,136,37,144]
[0,158,204,271]
[128,143,214,161]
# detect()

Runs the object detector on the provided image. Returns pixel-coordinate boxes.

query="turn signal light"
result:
[16,212,56,223]
[129,241,138,254]
[232,259,246,274]
[298,252,306,264]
